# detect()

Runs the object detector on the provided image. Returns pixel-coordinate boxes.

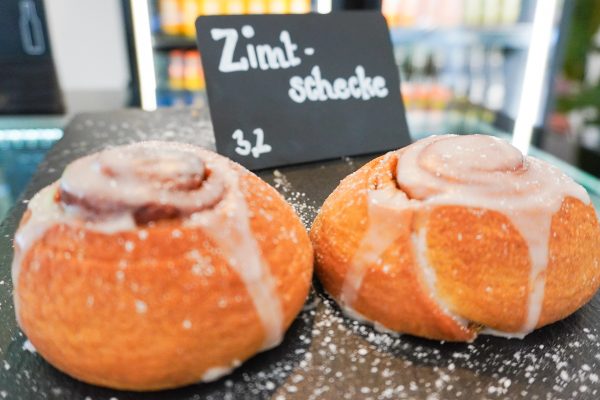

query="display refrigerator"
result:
[122,0,573,149]
[0,0,64,219]
[122,0,316,110]
[381,0,572,149]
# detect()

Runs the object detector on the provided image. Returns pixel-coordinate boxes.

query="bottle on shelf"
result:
[289,0,311,14]
[412,45,430,109]
[268,0,290,14]
[407,45,429,130]
[155,52,171,107]
[247,0,269,14]
[202,0,223,15]
[435,0,463,28]
[501,0,521,26]
[383,0,522,29]
[165,50,188,107]
[149,0,161,33]
[184,50,205,91]
[159,0,182,35]
[396,46,415,119]
[382,0,402,27]
[416,0,436,28]
[421,49,438,130]
[151,0,316,108]
[225,0,246,15]
[399,47,415,110]
[484,47,505,113]
[428,51,453,119]
[467,45,486,120]
[155,52,170,91]
[481,0,501,27]
[394,46,406,82]
[444,46,470,126]
[398,0,418,27]
[585,28,600,87]
[184,50,206,107]
[168,50,185,91]
[463,0,483,27]
[181,0,200,37]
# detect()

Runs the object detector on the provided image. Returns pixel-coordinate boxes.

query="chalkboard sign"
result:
[196,12,410,170]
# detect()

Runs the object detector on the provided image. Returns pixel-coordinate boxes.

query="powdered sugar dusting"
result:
[394,135,591,337]
[271,170,319,228]
[4,111,600,399]
[22,340,36,354]
[134,299,147,314]
[287,192,320,228]
[256,157,600,399]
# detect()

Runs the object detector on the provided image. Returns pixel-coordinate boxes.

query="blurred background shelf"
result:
[389,24,533,49]
[0,116,65,220]
[152,34,196,51]
[152,24,535,52]
[128,0,553,132]
[5,0,600,220]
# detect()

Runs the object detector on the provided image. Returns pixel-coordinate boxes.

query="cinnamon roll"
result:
[12,141,313,390]
[311,134,600,341]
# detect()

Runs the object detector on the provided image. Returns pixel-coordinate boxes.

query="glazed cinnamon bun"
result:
[311,134,600,341]
[12,141,313,390]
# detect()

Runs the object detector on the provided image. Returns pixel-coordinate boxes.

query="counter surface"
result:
[1,108,599,399]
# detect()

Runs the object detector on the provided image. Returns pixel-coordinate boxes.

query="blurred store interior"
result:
[1,0,600,220]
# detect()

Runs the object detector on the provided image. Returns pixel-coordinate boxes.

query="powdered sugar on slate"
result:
[3,109,600,399]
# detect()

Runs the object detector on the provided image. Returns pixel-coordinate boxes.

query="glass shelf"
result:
[0,116,65,221]
[153,24,534,52]
[389,24,532,49]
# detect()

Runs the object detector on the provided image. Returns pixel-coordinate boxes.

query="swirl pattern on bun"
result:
[12,141,313,390]
[311,134,599,341]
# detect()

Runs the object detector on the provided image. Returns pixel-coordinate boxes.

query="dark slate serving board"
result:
[1,108,600,400]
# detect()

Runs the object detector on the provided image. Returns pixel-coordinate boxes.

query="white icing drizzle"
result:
[340,302,398,336]
[201,359,241,382]
[340,184,467,330]
[373,321,401,336]
[412,228,469,328]
[201,366,231,383]
[480,327,527,339]
[12,183,64,322]
[186,152,283,350]
[60,141,224,215]
[12,182,141,307]
[340,184,411,307]
[12,141,284,355]
[342,134,590,337]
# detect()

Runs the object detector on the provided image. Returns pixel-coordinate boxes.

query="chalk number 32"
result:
[232,128,272,158]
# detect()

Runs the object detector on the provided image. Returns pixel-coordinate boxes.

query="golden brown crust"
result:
[311,153,600,341]
[540,197,600,326]
[426,206,530,332]
[15,170,313,391]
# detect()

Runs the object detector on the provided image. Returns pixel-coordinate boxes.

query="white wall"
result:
[43,0,130,96]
